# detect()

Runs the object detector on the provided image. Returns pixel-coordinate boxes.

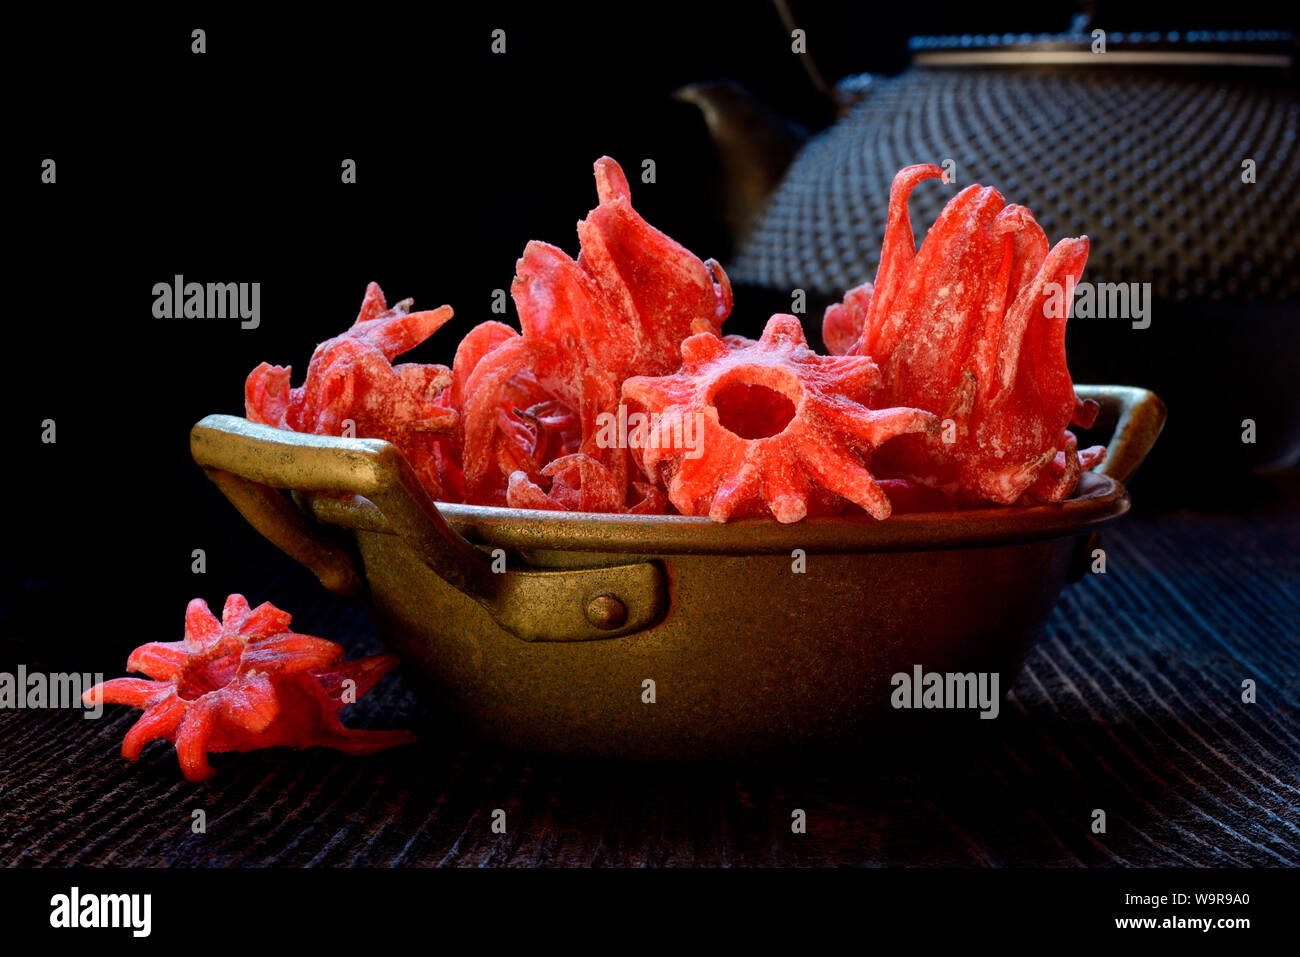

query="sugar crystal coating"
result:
[84,595,414,782]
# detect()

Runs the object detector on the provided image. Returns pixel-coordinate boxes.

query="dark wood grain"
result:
[3,506,1297,867]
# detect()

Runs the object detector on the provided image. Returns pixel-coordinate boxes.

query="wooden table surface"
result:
[3,503,1298,867]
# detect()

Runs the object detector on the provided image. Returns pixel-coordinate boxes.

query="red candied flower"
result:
[877,477,958,514]
[621,314,936,522]
[427,321,579,503]
[83,595,414,782]
[1020,431,1107,504]
[245,282,458,497]
[459,156,733,511]
[822,282,873,358]
[510,157,734,383]
[823,165,1103,504]
[458,333,615,505]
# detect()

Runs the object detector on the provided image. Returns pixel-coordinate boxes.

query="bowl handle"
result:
[190,415,665,642]
[1064,386,1166,583]
[1073,385,1167,485]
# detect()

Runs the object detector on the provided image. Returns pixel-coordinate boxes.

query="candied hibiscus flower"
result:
[823,164,1103,504]
[428,321,580,503]
[245,282,457,497]
[83,595,414,782]
[622,314,936,522]
[459,156,733,510]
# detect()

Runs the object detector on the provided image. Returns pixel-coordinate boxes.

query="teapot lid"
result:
[908,23,1294,70]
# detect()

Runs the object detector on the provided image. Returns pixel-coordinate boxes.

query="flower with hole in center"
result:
[84,595,414,782]
[621,314,937,522]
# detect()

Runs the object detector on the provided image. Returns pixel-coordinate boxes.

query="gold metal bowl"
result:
[190,385,1164,760]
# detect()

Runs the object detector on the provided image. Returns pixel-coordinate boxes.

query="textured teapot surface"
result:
[729,41,1299,308]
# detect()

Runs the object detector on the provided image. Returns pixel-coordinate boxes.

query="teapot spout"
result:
[674,80,808,243]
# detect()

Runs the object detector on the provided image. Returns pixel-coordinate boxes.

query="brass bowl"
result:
[190,385,1164,760]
